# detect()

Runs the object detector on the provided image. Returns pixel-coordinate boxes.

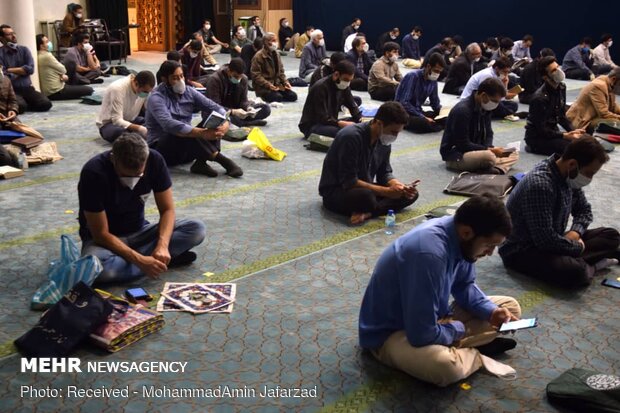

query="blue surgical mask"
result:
[137,91,149,98]
[47,41,53,52]
[582,47,590,53]
[230,76,241,85]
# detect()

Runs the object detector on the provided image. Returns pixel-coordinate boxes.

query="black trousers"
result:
[491,100,518,119]
[501,227,620,288]
[369,85,397,102]
[260,89,297,103]
[322,187,418,218]
[48,84,94,101]
[13,86,52,113]
[350,78,368,92]
[229,103,271,127]
[525,136,570,156]
[405,111,445,134]
[565,68,592,81]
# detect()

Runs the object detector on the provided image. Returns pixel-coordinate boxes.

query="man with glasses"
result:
[0,24,52,113]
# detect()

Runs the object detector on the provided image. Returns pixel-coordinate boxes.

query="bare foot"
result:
[350,212,371,225]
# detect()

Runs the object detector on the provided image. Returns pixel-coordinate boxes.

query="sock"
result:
[190,160,218,177]
[214,153,243,177]
[593,258,619,271]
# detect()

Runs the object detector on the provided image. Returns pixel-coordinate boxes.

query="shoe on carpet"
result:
[214,153,243,178]
[169,251,197,267]
[244,119,267,127]
[190,160,218,177]
[476,337,517,357]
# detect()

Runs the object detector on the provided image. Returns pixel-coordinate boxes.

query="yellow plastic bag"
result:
[247,128,287,161]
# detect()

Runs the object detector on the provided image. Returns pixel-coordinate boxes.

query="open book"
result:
[434,106,452,121]
[0,165,24,179]
[203,111,227,129]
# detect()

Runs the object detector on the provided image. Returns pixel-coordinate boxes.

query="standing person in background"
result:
[247,16,264,42]
[60,3,84,47]
[198,19,228,54]
[278,18,299,51]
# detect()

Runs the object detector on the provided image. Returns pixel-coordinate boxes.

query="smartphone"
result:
[407,179,421,189]
[125,287,152,302]
[601,278,620,289]
[499,318,538,332]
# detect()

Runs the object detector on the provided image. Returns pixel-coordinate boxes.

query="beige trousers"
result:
[284,33,300,51]
[446,150,519,174]
[207,44,222,54]
[371,296,522,387]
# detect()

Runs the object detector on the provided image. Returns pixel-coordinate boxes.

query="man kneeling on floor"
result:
[499,136,620,288]
[318,102,418,224]
[78,133,206,283]
[359,195,522,387]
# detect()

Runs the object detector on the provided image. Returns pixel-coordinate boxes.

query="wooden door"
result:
[137,0,185,51]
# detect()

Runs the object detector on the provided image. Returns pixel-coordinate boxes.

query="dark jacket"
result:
[440,94,494,161]
[309,64,333,87]
[525,82,573,144]
[423,44,450,66]
[240,44,257,77]
[205,66,250,111]
[345,49,373,81]
[442,54,485,95]
[375,32,398,55]
[250,47,288,98]
[278,26,295,50]
[518,59,542,104]
[342,25,357,48]
[298,76,362,137]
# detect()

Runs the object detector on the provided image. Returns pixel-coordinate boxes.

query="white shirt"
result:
[460,67,500,99]
[96,75,146,129]
[344,33,358,53]
[592,44,617,68]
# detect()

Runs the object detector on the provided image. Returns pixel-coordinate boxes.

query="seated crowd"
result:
[2,11,620,393]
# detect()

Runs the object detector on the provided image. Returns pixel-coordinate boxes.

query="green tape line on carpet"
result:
[0,172,80,193]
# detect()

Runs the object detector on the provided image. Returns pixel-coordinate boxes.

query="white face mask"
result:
[390,35,397,40]
[550,68,566,84]
[75,13,83,19]
[269,43,277,51]
[474,57,481,63]
[189,51,199,58]
[379,133,397,146]
[568,168,591,189]
[413,35,420,40]
[204,25,211,31]
[172,80,186,95]
[428,71,440,81]
[335,79,350,90]
[388,55,398,63]
[353,25,360,30]
[238,29,246,38]
[318,39,325,47]
[499,73,508,81]
[83,43,93,52]
[283,22,289,27]
[119,176,141,190]
[504,50,512,56]
[607,40,613,48]
[481,96,499,111]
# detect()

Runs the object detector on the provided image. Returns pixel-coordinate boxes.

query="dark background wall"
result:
[293,0,619,62]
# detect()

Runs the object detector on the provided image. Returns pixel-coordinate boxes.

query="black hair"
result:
[374,102,409,127]
[352,36,366,50]
[334,60,355,76]
[537,56,557,78]
[352,17,361,23]
[228,57,246,74]
[76,32,90,43]
[253,37,264,50]
[203,19,211,25]
[329,51,347,66]
[477,77,506,98]
[279,18,287,26]
[452,35,464,48]
[233,25,244,35]
[601,33,613,43]
[440,37,453,48]
[189,40,202,51]
[191,32,203,40]
[562,135,609,167]
[412,26,422,34]
[539,48,555,58]
[492,56,512,70]
[35,33,46,50]
[522,34,534,43]
[383,42,400,54]
[158,60,182,81]
[454,194,512,237]
[250,16,260,25]
[499,37,514,50]
[305,25,314,32]
[485,37,499,48]
[135,70,156,87]
[166,50,181,61]
[581,37,592,46]
[425,53,446,69]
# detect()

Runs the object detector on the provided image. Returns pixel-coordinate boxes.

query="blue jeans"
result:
[82,218,206,283]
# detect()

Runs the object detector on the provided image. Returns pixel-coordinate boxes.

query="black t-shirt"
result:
[78,149,172,241]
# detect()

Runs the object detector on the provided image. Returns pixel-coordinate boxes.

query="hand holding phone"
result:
[499,317,538,332]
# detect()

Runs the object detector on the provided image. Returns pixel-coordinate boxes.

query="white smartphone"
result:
[499,318,538,332]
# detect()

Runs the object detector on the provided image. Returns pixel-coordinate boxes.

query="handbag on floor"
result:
[15,282,114,357]
[444,172,515,198]
[546,368,620,413]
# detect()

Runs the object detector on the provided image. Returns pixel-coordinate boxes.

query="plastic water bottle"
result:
[385,210,396,235]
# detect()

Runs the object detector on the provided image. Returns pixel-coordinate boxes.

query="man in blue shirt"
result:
[359,195,522,387]
[0,24,52,113]
[395,53,445,133]
[562,38,596,80]
[79,133,206,283]
[146,60,242,178]
[499,137,620,288]
[318,102,418,225]
[401,26,422,60]
[441,78,519,174]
